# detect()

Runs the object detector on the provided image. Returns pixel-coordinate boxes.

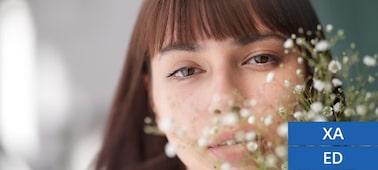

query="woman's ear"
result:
[144,73,156,113]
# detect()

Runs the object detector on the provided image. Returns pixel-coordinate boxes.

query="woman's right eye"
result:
[167,67,203,80]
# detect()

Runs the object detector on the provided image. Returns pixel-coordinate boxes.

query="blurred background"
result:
[0,0,377,170]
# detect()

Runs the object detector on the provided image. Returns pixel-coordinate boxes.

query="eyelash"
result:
[167,53,281,80]
[166,67,204,80]
[242,53,280,66]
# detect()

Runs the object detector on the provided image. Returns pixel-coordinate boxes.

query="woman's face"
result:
[149,29,304,169]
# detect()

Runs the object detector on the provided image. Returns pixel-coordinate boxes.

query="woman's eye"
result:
[242,54,279,65]
[167,67,203,79]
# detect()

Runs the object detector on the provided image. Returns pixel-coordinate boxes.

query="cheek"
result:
[152,80,209,140]
[242,62,304,116]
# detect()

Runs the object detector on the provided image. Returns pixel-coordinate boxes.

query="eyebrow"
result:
[159,33,286,56]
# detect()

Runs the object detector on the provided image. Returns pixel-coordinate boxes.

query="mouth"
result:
[208,139,247,149]
[207,142,247,162]
[206,129,263,162]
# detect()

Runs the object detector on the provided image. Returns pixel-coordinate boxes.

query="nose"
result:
[208,66,244,114]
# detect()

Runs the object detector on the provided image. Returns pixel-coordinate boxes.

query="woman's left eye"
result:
[242,54,279,65]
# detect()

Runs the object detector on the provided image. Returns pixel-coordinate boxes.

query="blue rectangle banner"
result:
[288,122,378,170]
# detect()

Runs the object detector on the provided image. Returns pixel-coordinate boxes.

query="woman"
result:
[95,0,325,169]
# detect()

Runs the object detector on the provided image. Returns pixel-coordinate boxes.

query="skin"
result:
[148,26,305,169]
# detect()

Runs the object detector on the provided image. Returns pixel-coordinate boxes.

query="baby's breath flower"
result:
[344,108,354,117]
[297,57,304,64]
[295,69,302,76]
[275,145,287,158]
[164,142,176,158]
[368,75,375,83]
[333,102,342,113]
[304,111,316,120]
[245,131,256,141]
[263,115,273,126]
[313,115,327,122]
[298,27,304,34]
[144,117,152,124]
[222,112,239,125]
[283,39,294,49]
[313,79,325,92]
[356,105,367,115]
[266,71,275,83]
[293,111,303,120]
[365,92,372,100]
[315,40,330,52]
[226,140,236,146]
[234,130,245,142]
[278,106,287,115]
[343,56,349,64]
[277,122,288,137]
[197,136,208,148]
[322,106,333,116]
[267,141,273,148]
[209,126,219,136]
[316,24,322,30]
[310,39,317,45]
[332,78,343,87]
[363,55,376,67]
[294,84,305,94]
[284,79,291,88]
[247,141,258,152]
[220,162,232,170]
[158,116,173,133]
[310,102,323,113]
[240,108,251,118]
[326,24,333,32]
[291,34,296,39]
[350,43,356,49]
[296,38,304,45]
[337,29,344,36]
[248,99,257,107]
[265,154,278,168]
[247,115,256,124]
[281,162,288,170]
[328,60,342,74]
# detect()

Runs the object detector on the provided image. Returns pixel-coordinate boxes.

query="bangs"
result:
[140,0,321,56]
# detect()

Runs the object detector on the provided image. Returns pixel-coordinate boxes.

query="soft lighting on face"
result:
[0,0,39,160]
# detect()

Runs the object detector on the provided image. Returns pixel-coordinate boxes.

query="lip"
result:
[207,127,252,148]
[208,130,238,148]
[208,142,247,162]
[206,128,257,162]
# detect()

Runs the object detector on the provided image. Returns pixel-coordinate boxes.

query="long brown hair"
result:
[95,0,323,169]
